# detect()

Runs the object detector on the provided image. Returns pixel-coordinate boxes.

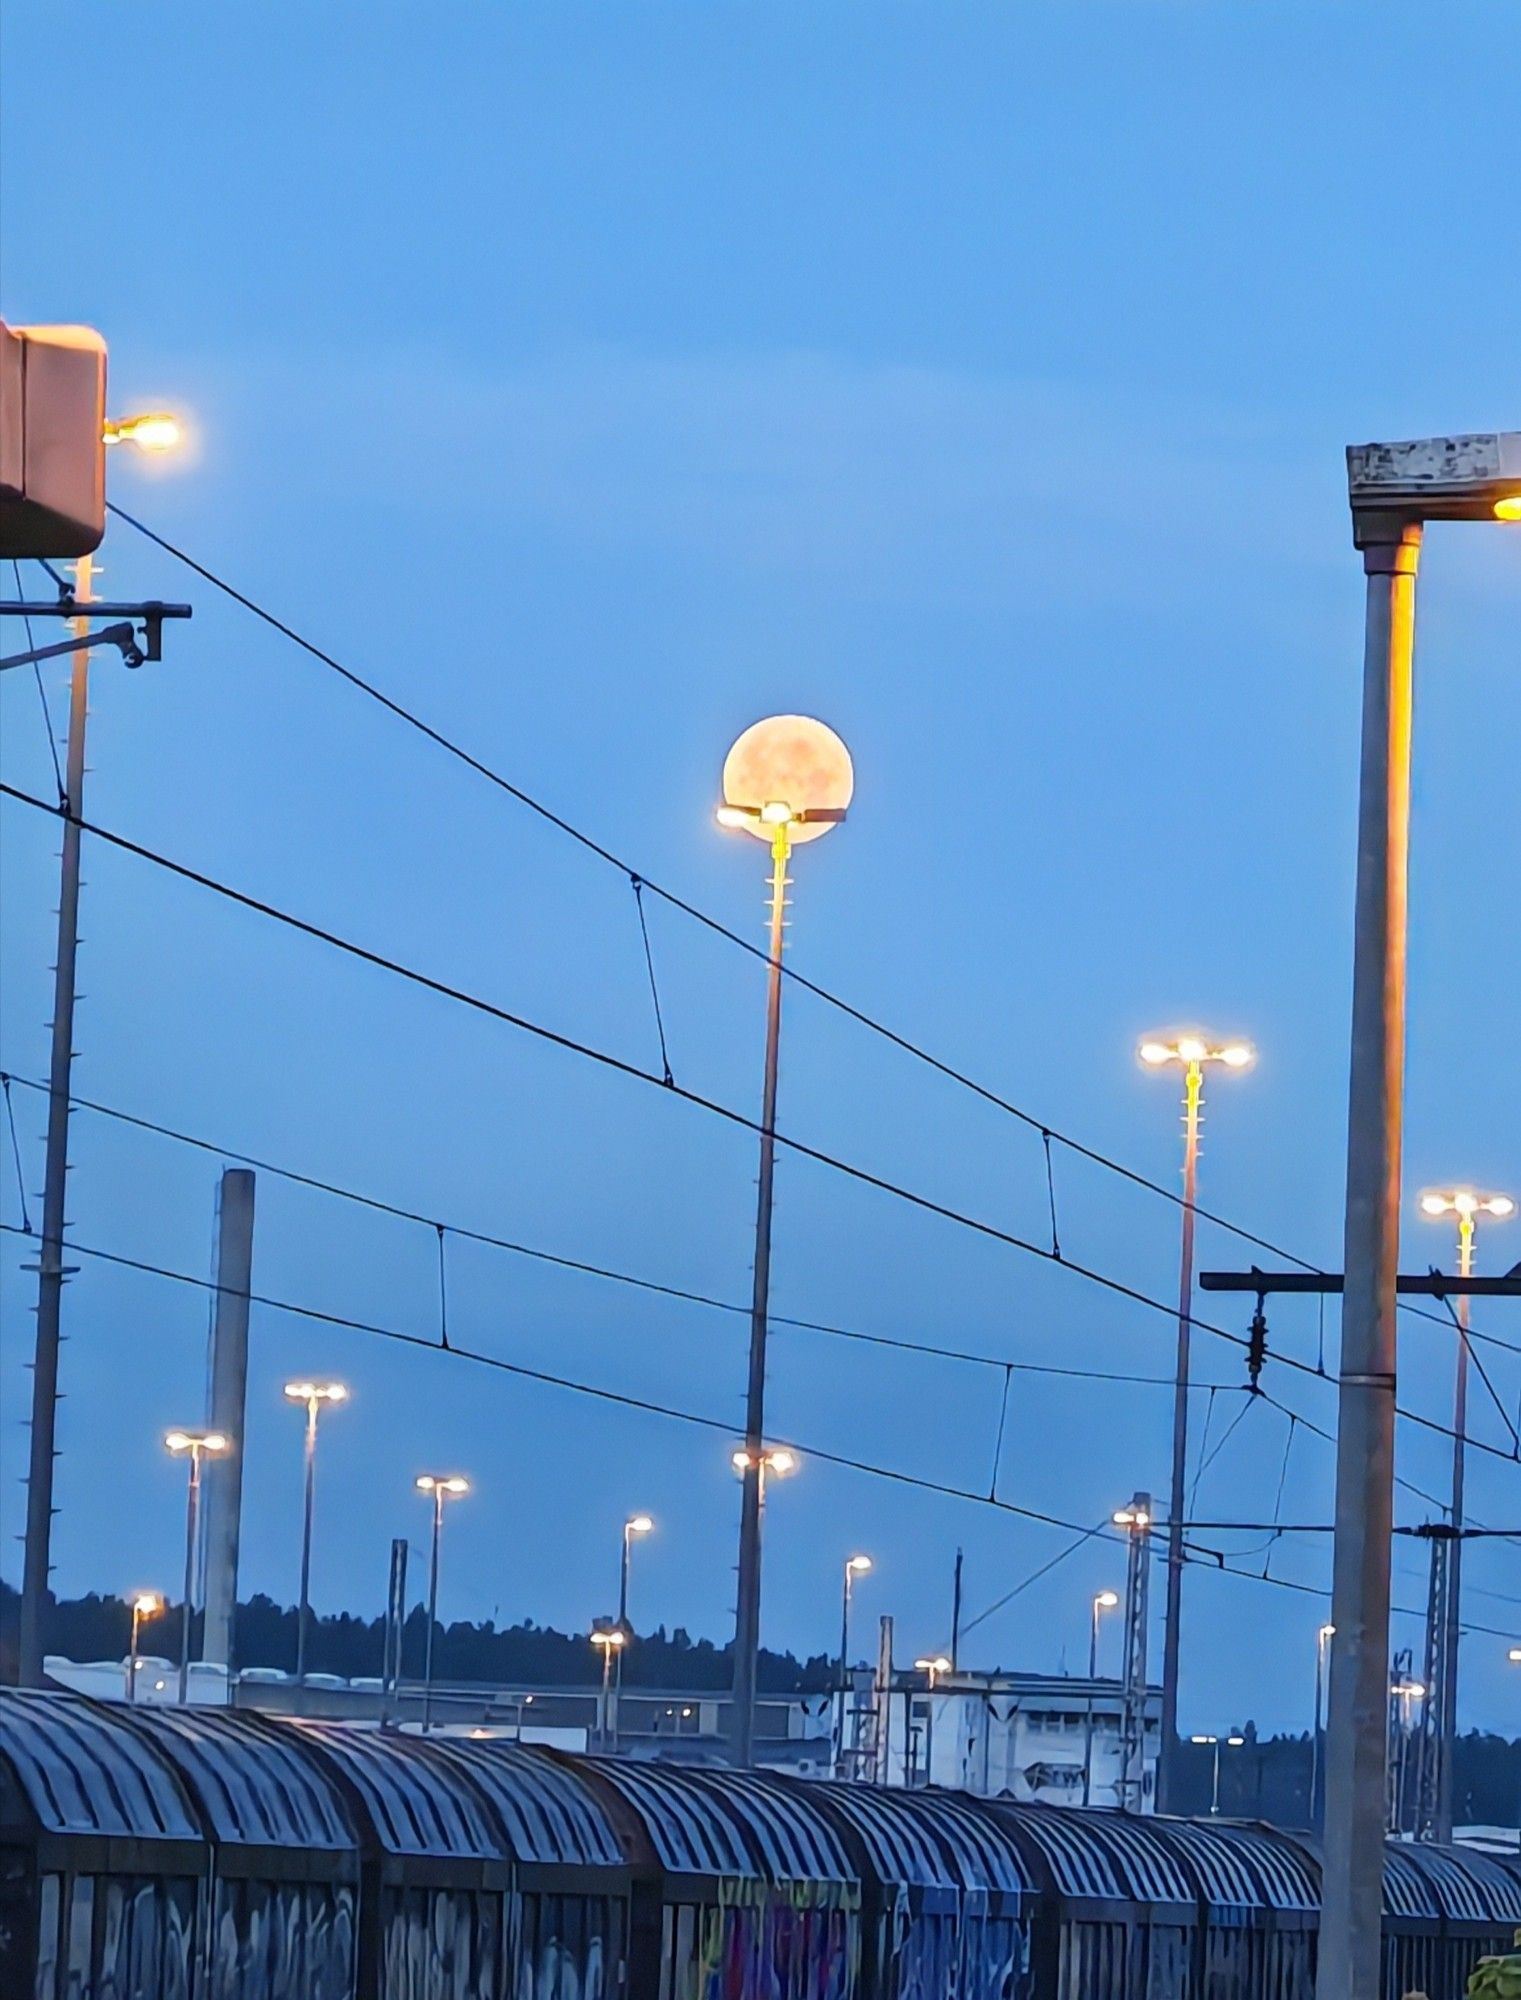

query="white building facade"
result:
[843,1669,1162,1809]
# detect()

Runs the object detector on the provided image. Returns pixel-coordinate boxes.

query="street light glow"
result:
[284,1380,348,1403]
[627,1514,654,1535]
[1114,1505,1150,1530]
[847,1554,873,1574]
[416,1473,470,1495]
[1095,1590,1120,1609]
[103,412,183,452]
[165,1428,227,1455]
[1495,495,1521,521]
[1509,1648,1521,1664]
[590,1627,627,1650]
[1138,1032,1256,1072]
[131,1591,164,1618]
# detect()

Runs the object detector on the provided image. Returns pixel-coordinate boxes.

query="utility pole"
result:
[18,552,92,1687]
[1317,514,1419,2000]
[1115,1492,1152,1812]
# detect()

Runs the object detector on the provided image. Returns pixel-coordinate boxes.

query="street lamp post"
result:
[716,714,852,1767]
[591,1627,626,1748]
[1311,1622,1335,1830]
[613,1513,653,1754]
[1082,1589,1120,1807]
[836,1554,873,1777]
[284,1381,348,1693]
[914,1657,952,1788]
[1388,1674,1426,1835]
[125,1591,164,1704]
[164,1429,228,1704]
[1320,431,1521,2000]
[1191,1732,1247,1816]
[1417,1188,1515,1841]
[1138,1032,1254,1813]
[19,415,188,1690]
[415,1474,469,1733]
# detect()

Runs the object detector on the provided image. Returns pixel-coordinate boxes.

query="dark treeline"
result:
[1168,1719,1521,1829]
[0,1580,837,1693]
[5,1584,1517,1831]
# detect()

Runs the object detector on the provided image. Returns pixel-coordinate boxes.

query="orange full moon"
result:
[720,714,854,844]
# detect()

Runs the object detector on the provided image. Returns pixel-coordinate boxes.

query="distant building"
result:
[840,1667,1163,1809]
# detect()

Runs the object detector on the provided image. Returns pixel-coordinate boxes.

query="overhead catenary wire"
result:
[0,1069,1226,1394]
[4,781,1517,1476]
[100,503,1351,1277]
[94,509,1511,1376]
[6,1217,1508,1640]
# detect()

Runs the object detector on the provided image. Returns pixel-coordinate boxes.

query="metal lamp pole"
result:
[1082,1588,1119,1807]
[613,1514,652,1754]
[592,1629,625,1747]
[914,1657,950,1788]
[837,1554,873,1776]
[1320,431,1520,2000]
[285,1382,347,1692]
[415,1474,468,1732]
[717,714,852,1767]
[1417,1189,1514,1839]
[164,1429,227,1704]
[1139,1033,1254,1813]
[1311,1622,1334,1829]
[19,554,93,1688]
[125,1591,163,1705]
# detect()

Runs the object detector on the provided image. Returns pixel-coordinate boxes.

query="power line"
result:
[8,1217,1508,1639]
[0,1220,1195,1550]
[102,503,1343,1277]
[5,779,1515,1475]
[11,1216,1512,1640]
[96,508,1517,1382]
[0,1069,1217,1394]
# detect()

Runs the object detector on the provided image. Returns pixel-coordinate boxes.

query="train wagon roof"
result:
[805,1780,1034,1896]
[423,1738,625,1867]
[292,1721,503,1859]
[0,1689,200,1843]
[119,1704,356,1852]
[588,1759,854,1884]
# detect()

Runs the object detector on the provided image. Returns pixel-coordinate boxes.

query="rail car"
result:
[2,1689,1518,1999]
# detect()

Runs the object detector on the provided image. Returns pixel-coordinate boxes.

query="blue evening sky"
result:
[2,2,1518,1738]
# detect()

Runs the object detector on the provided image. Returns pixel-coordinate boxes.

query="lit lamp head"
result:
[590,1626,626,1652]
[1347,431,1521,541]
[716,714,853,844]
[1113,1503,1151,1531]
[1419,1188,1516,1222]
[416,1473,470,1497]
[103,412,183,453]
[1138,1033,1255,1072]
[129,1590,164,1619]
[626,1513,654,1536]
[164,1428,228,1456]
[1095,1589,1119,1610]
[284,1379,348,1406]
[847,1554,873,1575]
[733,1444,797,1477]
